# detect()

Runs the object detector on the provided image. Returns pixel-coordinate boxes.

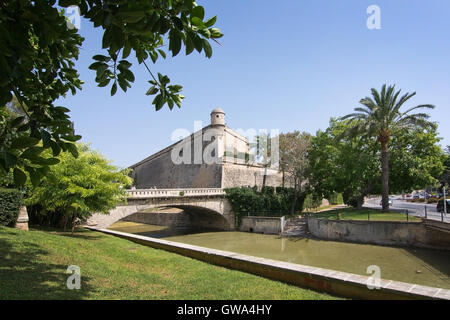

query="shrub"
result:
[26,143,132,232]
[0,188,23,226]
[224,187,305,227]
[261,186,275,195]
[303,193,323,210]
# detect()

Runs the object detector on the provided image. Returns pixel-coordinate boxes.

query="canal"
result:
[109,221,450,289]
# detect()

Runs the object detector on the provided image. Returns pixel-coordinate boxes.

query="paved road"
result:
[364,197,450,223]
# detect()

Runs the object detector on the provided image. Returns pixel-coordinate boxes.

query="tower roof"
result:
[211,107,225,114]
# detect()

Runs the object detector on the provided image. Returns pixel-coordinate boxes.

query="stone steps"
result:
[282,217,309,237]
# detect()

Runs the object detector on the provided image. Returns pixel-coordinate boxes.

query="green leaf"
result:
[122,42,132,59]
[192,6,205,20]
[66,143,79,158]
[157,49,166,59]
[41,130,52,148]
[13,167,27,186]
[10,136,40,149]
[185,33,195,55]
[121,69,135,82]
[169,29,182,57]
[11,116,25,127]
[89,61,106,70]
[92,55,111,62]
[61,134,82,142]
[158,73,170,86]
[118,11,146,23]
[146,86,159,96]
[50,140,61,157]
[191,17,205,28]
[111,82,117,96]
[20,146,44,160]
[204,16,217,28]
[203,39,212,58]
[4,152,17,168]
[153,94,165,111]
[25,166,40,187]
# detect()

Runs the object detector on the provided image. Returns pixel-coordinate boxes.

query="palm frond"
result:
[402,104,435,115]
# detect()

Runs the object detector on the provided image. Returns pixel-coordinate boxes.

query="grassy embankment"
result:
[0,226,338,300]
[312,208,420,222]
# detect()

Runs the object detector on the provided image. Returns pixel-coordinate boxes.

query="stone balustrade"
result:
[125,188,225,199]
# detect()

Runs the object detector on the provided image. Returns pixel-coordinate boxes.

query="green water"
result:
[109,221,450,289]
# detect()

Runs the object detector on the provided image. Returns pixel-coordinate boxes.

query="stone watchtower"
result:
[210,107,225,126]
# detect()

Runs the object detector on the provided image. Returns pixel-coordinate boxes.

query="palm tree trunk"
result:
[380,140,390,212]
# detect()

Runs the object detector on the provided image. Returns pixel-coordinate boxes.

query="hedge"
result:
[224,187,306,228]
[0,188,23,226]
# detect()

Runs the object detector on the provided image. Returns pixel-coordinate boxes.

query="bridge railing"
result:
[125,188,225,198]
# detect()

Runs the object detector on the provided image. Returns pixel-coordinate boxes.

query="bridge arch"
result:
[86,189,235,230]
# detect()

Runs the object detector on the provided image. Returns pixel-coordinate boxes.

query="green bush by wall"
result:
[224,187,306,228]
[302,193,323,211]
[0,188,23,227]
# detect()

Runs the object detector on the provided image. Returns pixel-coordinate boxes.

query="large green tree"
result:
[310,118,444,209]
[26,143,132,233]
[309,119,379,209]
[341,84,435,212]
[389,126,444,193]
[0,0,222,186]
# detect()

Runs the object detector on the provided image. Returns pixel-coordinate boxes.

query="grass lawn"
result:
[0,226,338,300]
[312,208,421,222]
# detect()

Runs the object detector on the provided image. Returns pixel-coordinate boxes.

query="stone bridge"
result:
[86,188,235,230]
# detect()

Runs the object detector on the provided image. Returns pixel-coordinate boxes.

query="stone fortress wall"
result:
[130,108,289,189]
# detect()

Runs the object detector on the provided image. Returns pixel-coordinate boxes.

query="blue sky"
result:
[60,0,450,168]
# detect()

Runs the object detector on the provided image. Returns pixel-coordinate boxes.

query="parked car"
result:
[379,198,394,205]
[413,194,420,199]
[437,200,450,213]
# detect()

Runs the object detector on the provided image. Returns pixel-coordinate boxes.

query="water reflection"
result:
[109,221,450,289]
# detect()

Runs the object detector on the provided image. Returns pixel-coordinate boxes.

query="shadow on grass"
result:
[0,230,94,299]
[30,224,103,241]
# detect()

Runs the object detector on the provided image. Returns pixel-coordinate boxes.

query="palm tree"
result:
[341,84,435,212]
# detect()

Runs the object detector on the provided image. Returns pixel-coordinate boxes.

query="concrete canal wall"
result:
[239,216,285,235]
[307,217,450,251]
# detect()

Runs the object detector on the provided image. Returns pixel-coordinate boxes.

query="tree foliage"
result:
[309,119,379,208]
[439,146,450,188]
[25,143,132,231]
[309,118,444,208]
[279,131,312,213]
[0,0,222,185]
